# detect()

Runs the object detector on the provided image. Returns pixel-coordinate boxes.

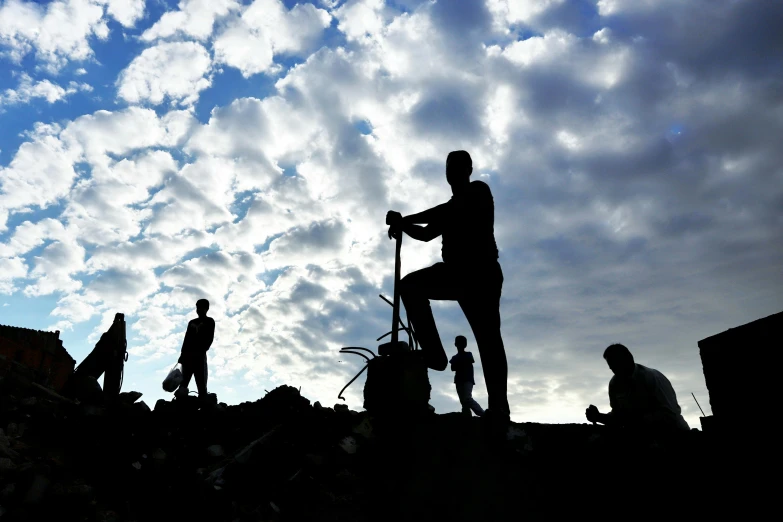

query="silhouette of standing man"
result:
[451,335,485,417]
[386,150,509,424]
[175,299,215,400]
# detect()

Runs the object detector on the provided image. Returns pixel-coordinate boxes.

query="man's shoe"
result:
[482,409,510,438]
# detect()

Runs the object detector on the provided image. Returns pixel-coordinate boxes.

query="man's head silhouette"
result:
[455,335,467,352]
[196,299,209,318]
[603,343,635,379]
[446,150,472,195]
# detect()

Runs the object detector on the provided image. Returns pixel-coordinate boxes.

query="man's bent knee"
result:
[399,274,417,301]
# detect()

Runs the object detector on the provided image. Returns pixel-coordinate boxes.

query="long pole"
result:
[391,233,402,346]
[691,393,706,417]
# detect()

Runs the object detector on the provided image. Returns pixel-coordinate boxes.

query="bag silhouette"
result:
[162,364,183,392]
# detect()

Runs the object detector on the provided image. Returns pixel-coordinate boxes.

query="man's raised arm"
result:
[404,204,447,224]
[387,203,447,242]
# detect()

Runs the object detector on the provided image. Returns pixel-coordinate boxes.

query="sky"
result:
[1,0,781,427]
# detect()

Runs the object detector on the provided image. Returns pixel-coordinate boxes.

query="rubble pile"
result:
[0,379,743,521]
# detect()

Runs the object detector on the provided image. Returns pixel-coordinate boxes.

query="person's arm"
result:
[405,204,446,224]
[402,222,442,242]
[387,203,448,242]
[181,323,192,353]
[202,319,215,352]
[587,379,620,425]
[585,405,615,425]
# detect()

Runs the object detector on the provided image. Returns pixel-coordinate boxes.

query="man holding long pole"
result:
[386,150,509,431]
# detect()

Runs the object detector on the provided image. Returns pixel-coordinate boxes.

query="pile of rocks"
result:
[0,378,738,521]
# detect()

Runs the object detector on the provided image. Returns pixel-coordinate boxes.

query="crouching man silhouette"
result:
[586,344,690,434]
[386,150,509,427]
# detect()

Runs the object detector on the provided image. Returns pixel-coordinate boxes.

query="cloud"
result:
[334,0,389,41]
[0,0,145,72]
[213,0,332,77]
[0,218,68,258]
[0,73,92,107]
[116,41,213,106]
[0,131,78,233]
[104,0,146,27]
[264,219,348,268]
[24,240,85,296]
[62,150,180,245]
[141,0,239,42]
[60,107,197,162]
[83,266,159,308]
[0,256,27,294]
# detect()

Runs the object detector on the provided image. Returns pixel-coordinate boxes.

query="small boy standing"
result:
[450,335,485,417]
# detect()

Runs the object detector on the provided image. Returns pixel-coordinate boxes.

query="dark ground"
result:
[0,383,766,521]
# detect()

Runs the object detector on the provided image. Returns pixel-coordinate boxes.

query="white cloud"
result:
[334,0,387,41]
[501,30,576,67]
[61,107,196,162]
[141,0,239,42]
[0,256,27,294]
[24,240,85,296]
[0,73,92,107]
[0,0,143,72]
[0,218,68,258]
[62,150,179,245]
[213,0,331,77]
[488,0,565,27]
[104,0,146,27]
[0,133,78,233]
[51,292,99,322]
[83,266,159,310]
[116,41,213,106]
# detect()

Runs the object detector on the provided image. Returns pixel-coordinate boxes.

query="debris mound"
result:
[0,380,758,521]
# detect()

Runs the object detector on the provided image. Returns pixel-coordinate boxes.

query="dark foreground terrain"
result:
[0,384,764,521]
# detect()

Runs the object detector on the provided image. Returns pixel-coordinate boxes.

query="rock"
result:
[77,376,104,404]
[314,401,322,409]
[20,397,37,407]
[352,416,373,439]
[6,423,18,438]
[151,448,166,461]
[206,445,225,457]
[0,442,20,459]
[82,405,106,417]
[334,404,349,413]
[97,510,119,522]
[67,484,94,498]
[234,428,278,465]
[131,462,141,470]
[119,391,143,404]
[304,454,324,467]
[0,458,16,472]
[339,436,358,455]
[23,474,50,504]
[133,401,151,414]
[1,482,15,500]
